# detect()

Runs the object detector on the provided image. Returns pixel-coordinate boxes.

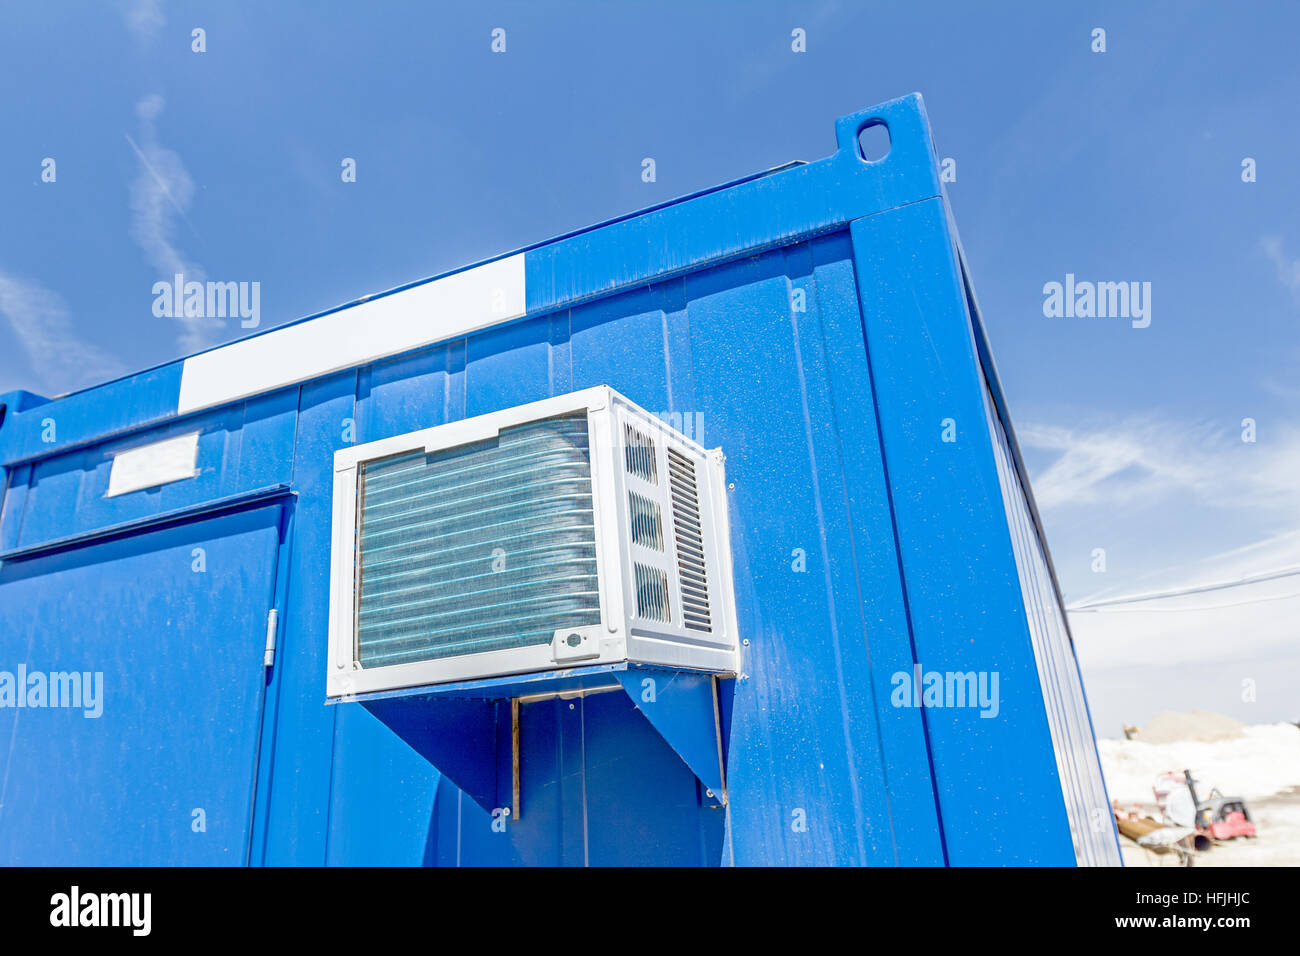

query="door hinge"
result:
[264,608,278,668]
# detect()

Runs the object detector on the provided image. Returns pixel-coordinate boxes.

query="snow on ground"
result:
[1098,713,1300,866]
[1100,719,1300,804]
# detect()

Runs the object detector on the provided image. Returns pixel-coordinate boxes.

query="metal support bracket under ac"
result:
[508,683,624,822]
[506,673,728,817]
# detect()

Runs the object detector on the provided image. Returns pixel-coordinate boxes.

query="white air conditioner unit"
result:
[326,386,740,699]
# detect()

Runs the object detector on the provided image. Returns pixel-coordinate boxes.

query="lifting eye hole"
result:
[857,121,890,163]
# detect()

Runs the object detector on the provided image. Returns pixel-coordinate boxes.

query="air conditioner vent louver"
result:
[634,562,671,622]
[624,424,658,484]
[354,415,600,667]
[668,447,713,633]
[628,491,665,551]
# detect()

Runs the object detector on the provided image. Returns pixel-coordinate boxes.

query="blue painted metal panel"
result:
[679,247,917,865]
[794,238,946,864]
[0,503,282,864]
[256,374,355,865]
[324,705,445,866]
[0,463,31,553]
[615,669,724,802]
[465,314,559,419]
[355,347,452,443]
[849,199,1078,864]
[0,93,1117,866]
[578,689,723,866]
[12,404,292,553]
[0,363,184,467]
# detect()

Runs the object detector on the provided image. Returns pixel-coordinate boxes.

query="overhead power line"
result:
[1066,563,1300,612]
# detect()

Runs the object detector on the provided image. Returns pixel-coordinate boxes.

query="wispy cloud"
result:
[121,0,164,41]
[1020,418,1300,517]
[1023,413,1300,609]
[1023,416,1300,732]
[127,94,222,355]
[0,272,126,395]
[1262,236,1300,301]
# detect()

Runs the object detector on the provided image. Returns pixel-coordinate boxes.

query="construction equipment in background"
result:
[1155,770,1258,842]
[1113,802,1209,866]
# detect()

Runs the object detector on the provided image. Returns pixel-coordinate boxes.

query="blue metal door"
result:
[0,503,283,865]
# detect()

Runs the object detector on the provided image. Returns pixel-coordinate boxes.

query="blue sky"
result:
[2,1,1297,730]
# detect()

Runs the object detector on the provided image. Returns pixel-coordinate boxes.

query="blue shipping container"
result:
[0,94,1121,866]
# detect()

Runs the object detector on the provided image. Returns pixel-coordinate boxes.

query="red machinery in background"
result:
[1155,769,1258,840]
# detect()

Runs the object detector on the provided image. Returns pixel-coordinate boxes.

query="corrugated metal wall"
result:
[979,377,1122,866]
